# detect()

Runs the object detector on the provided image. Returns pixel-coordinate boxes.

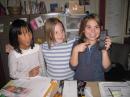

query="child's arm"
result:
[70,42,89,67]
[38,45,46,76]
[102,36,111,69]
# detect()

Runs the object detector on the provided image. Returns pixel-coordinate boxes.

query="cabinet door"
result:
[105,0,128,43]
[105,0,122,36]
[66,14,85,32]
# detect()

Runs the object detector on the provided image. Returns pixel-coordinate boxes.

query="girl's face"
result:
[84,19,100,42]
[54,23,65,44]
[18,27,32,49]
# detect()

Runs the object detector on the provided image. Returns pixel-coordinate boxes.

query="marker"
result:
[108,88,114,97]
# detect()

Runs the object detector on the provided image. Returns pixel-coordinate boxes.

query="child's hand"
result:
[104,36,111,50]
[74,42,90,53]
[29,66,40,77]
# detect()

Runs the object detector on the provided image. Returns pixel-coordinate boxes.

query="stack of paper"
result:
[62,80,77,97]
[99,82,130,97]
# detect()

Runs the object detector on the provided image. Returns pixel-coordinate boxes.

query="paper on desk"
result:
[99,82,130,97]
[84,87,93,97]
[1,76,51,97]
[62,81,78,97]
[26,76,51,97]
[126,81,130,86]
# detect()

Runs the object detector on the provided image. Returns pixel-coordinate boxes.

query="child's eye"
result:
[55,32,58,34]
[62,30,64,33]
[95,26,100,29]
[86,26,91,29]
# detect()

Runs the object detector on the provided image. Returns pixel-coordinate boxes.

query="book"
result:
[0,85,31,97]
[0,76,52,97]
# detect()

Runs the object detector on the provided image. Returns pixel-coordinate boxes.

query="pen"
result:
[108,88,114,97]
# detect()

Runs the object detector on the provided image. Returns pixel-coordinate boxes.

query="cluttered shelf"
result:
[1,0,92,16]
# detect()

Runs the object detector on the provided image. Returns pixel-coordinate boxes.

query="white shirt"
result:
[8,44,46,79]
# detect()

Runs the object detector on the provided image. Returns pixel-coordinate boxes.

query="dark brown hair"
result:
[78,13,101,43]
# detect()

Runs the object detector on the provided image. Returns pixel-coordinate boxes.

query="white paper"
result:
[99,82,130,97]
[35,16,44,28]
[62,81,78,97]
[0,76,51,97]
[84,87,93,97]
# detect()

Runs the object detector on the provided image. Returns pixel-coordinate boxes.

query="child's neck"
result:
[86,39,97,47]
[20,45,30,50]
[54,41,64,45]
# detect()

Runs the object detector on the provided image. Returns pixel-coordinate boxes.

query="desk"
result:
[0,80,101,97]
[1,79,130,97]
[87,82,101,97]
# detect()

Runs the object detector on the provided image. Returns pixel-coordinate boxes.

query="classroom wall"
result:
[1,0,129,43]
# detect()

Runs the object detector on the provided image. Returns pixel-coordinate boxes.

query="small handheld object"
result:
[98,30,107,50]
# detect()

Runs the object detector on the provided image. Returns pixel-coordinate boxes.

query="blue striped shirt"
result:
[41,38,75,80]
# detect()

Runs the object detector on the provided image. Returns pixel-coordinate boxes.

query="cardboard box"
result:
[69,1,84,14]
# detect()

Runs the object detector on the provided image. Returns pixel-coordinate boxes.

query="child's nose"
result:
[91,28,96,32]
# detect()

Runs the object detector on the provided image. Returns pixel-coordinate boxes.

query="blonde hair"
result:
[44,18,66,48]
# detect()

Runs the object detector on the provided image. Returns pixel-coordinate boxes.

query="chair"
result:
[105,43,130,81]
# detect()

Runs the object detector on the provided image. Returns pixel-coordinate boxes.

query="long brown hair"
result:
[44,17,66,48]
[78,13,101,43]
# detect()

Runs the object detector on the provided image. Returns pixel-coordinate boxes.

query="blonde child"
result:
[70,13,111,81]
[41,18,75,80]
[8,19,46,79]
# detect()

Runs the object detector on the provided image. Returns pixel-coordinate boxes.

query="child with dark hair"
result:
[8,19,46,79]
